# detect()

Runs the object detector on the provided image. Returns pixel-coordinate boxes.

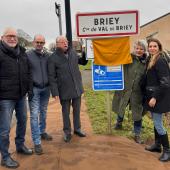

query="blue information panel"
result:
[92,64,124,91]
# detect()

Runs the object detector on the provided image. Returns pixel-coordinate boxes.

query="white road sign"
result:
[76,10,139,38]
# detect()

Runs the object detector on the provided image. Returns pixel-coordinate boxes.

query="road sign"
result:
[92,64,124,91]
[76,10,139,38]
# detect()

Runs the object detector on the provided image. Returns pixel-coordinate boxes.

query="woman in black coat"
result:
[144,38,170,162]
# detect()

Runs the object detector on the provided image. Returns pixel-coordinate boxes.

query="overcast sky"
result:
[0,0,170,45]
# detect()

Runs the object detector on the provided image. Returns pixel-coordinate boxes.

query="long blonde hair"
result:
[147,53,160,69]
[147,38,163,70]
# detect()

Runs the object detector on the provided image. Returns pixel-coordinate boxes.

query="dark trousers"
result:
[60,96,81,135]
[0,97,27,160]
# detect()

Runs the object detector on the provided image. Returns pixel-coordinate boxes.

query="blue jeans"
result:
[0,97,27,160]
[151,112,166,135]
[29,87,50,145]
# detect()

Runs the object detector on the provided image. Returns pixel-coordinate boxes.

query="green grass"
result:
[84,88,170,143]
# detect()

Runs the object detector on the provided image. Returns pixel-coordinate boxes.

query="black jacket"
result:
[48,48,88,100]
[144,55,170,113]
[27,50,49,88]
[0,41,32,100]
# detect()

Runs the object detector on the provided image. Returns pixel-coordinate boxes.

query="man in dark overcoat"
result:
[48,36,88,142]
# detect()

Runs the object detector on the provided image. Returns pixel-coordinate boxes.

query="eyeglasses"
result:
[4,35,17,39]
[35,41,45,45]
[56,41,68,44]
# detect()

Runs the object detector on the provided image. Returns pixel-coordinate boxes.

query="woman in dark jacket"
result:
[144,38,170,162]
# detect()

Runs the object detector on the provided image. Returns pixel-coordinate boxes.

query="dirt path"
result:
[1,97,170,170]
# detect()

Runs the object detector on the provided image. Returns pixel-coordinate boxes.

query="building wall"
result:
[130,13,170,51]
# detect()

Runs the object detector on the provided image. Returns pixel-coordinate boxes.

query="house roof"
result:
[141,12,170,28]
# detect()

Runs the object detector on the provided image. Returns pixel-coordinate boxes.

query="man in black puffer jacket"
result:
[0,27,33,169]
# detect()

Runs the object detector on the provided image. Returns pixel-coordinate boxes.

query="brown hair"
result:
[147,38,163,69]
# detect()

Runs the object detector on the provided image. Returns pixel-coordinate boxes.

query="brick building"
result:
[131,12,170,51]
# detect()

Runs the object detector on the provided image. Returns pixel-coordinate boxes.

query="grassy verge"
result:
[84,88,170,143]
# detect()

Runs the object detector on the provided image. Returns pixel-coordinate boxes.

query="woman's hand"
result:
[149,97,156,107]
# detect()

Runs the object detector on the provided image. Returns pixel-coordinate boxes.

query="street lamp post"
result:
[55,2,62,35]
[64,0,72,47]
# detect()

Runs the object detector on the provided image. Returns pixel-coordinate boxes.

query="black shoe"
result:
[159,133,170,162]
[134,135,144,144]
[64,134,72,143]
[41,132,53,141]
[74,130,86,137]
[1,156,19,169]
[159,149,170,162]
[145,144,162,153]
[17,145,33,155]
[114,122,122,130]
[34,144,43,155]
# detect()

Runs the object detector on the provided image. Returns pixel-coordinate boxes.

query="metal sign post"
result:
[64,0,72,47]
[92,64,124,134]
[106,91,112,134]
[76,10,139,135]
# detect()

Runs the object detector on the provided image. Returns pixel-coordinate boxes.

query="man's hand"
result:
[149,97,156,108]
[28,91,34,101]
[53,96,59,102]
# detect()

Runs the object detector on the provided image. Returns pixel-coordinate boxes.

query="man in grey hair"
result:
[48,36,88,143]
[0,27,33,169]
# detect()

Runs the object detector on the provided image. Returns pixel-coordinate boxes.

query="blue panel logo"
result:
[92,64,124,91]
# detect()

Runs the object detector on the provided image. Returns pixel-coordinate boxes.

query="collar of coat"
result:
[131,53,147,64]
[0,40,26,59]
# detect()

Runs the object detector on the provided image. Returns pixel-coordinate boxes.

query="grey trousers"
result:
[60,96,81,134]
